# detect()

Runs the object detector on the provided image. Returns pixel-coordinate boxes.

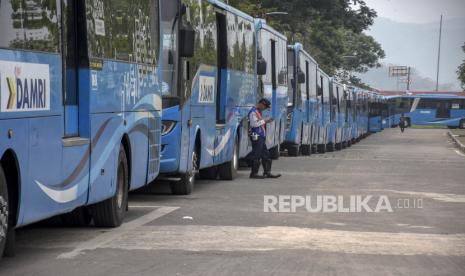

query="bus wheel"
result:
[219,139,239,180]
[0,165,13,259]
[317,144,327,154]
[60,207,92,227]
[288,145,300,157]
[199,167,217,180]
[171,149,198,195]
[460,120,465,129]
[327,143,335,152]
[301,145,311,156]
[92,146,128,227]
[269,144,280,160]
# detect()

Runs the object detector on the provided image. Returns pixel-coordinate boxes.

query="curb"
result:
[448,131,465,153]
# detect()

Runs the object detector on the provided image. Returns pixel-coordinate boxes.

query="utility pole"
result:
[407,67,411,91]
[435,15,443,91]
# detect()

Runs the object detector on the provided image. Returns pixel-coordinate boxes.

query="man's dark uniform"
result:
[248,99,281,179]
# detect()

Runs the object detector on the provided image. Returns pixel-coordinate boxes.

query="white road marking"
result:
[103,225,465,256]
[57,206,179,259]
[325,222,346,226]
[396,224,434,229]
[128,205,163,208]
[374,189,465,203]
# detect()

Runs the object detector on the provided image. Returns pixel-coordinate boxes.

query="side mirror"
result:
[257,58,267,75]
[297,69,306,84]
[180,23,195,58]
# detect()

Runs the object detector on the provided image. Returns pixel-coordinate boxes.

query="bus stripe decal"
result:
[35,180,78,204]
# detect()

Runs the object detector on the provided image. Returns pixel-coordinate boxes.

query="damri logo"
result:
[198,76,215,104]
[0,60,50,112]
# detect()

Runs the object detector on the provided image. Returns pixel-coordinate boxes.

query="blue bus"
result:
[350,87,362,142]
[159,0,259,194]
[398,95,465,128]
[368,93,385,133]
[327,80,346,151]
[0,0,163,257]
[353,89,369,141]
[385,97,401,128]
[342,86,356,147]
[315,68,331,153]
[255,19,288,159]
[284,44,317,156]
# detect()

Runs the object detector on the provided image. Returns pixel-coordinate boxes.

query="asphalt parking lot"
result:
[0,128,464,276]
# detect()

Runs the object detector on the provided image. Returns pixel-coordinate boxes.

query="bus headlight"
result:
[162,121,177,136]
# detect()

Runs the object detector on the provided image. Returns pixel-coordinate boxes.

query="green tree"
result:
[458,43,465,90]
[229,0,385,83]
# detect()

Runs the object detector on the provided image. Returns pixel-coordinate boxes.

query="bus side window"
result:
[0,0,59,52]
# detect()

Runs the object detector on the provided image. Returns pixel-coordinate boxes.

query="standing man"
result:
[248,99,282,179]
[399,114,407,133]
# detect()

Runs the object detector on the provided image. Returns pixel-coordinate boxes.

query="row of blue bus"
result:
[366,94,465,131]
[0,0,433,259]
[392,95,465,129]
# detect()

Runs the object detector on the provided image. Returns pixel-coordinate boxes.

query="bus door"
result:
[59,0,89,207]
[214,10,228,164]
[267,38,277,147]
[305,60,310,125]
[22,0,88,222]
[437,101,451,118]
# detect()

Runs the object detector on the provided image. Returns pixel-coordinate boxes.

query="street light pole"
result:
[435,14,443,92]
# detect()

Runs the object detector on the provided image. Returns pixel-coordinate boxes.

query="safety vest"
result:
[248,107,266,138]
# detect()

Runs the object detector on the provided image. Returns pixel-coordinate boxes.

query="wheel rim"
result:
[0,196,8,240]
[116,162,124,209]
[233,144,238,170]
[189,151,198,184]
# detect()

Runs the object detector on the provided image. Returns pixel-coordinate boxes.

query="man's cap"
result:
[259,98,271,108]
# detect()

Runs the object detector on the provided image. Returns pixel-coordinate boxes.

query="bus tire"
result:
[317,144,326,154]
[288,145,300,157]
[0,165,8,259]
[327,143,335,152]
[60,207,92,227]
[460,120,465,129]
[91,145,128,227]
[199,167,217,180]
[269,144,280,160]
[301,145,311,156]
[218,138,239,181]
[171,148,198,195]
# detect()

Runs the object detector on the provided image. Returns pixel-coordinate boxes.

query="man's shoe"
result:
[250,174,266,179]
[263,173,281,179]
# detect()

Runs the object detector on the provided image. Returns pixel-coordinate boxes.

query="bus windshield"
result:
[287,49,295,107]
[161,0,179,100]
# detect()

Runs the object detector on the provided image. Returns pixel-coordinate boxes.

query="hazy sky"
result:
[364,0,465,24]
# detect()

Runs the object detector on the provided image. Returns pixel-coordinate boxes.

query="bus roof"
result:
[208,0,254,22]
[289,43,318,65]
[398,95,465,100]
[317,66,330,79]
[255,19,288,41]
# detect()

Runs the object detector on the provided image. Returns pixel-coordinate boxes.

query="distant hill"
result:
[360,17,465,90]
